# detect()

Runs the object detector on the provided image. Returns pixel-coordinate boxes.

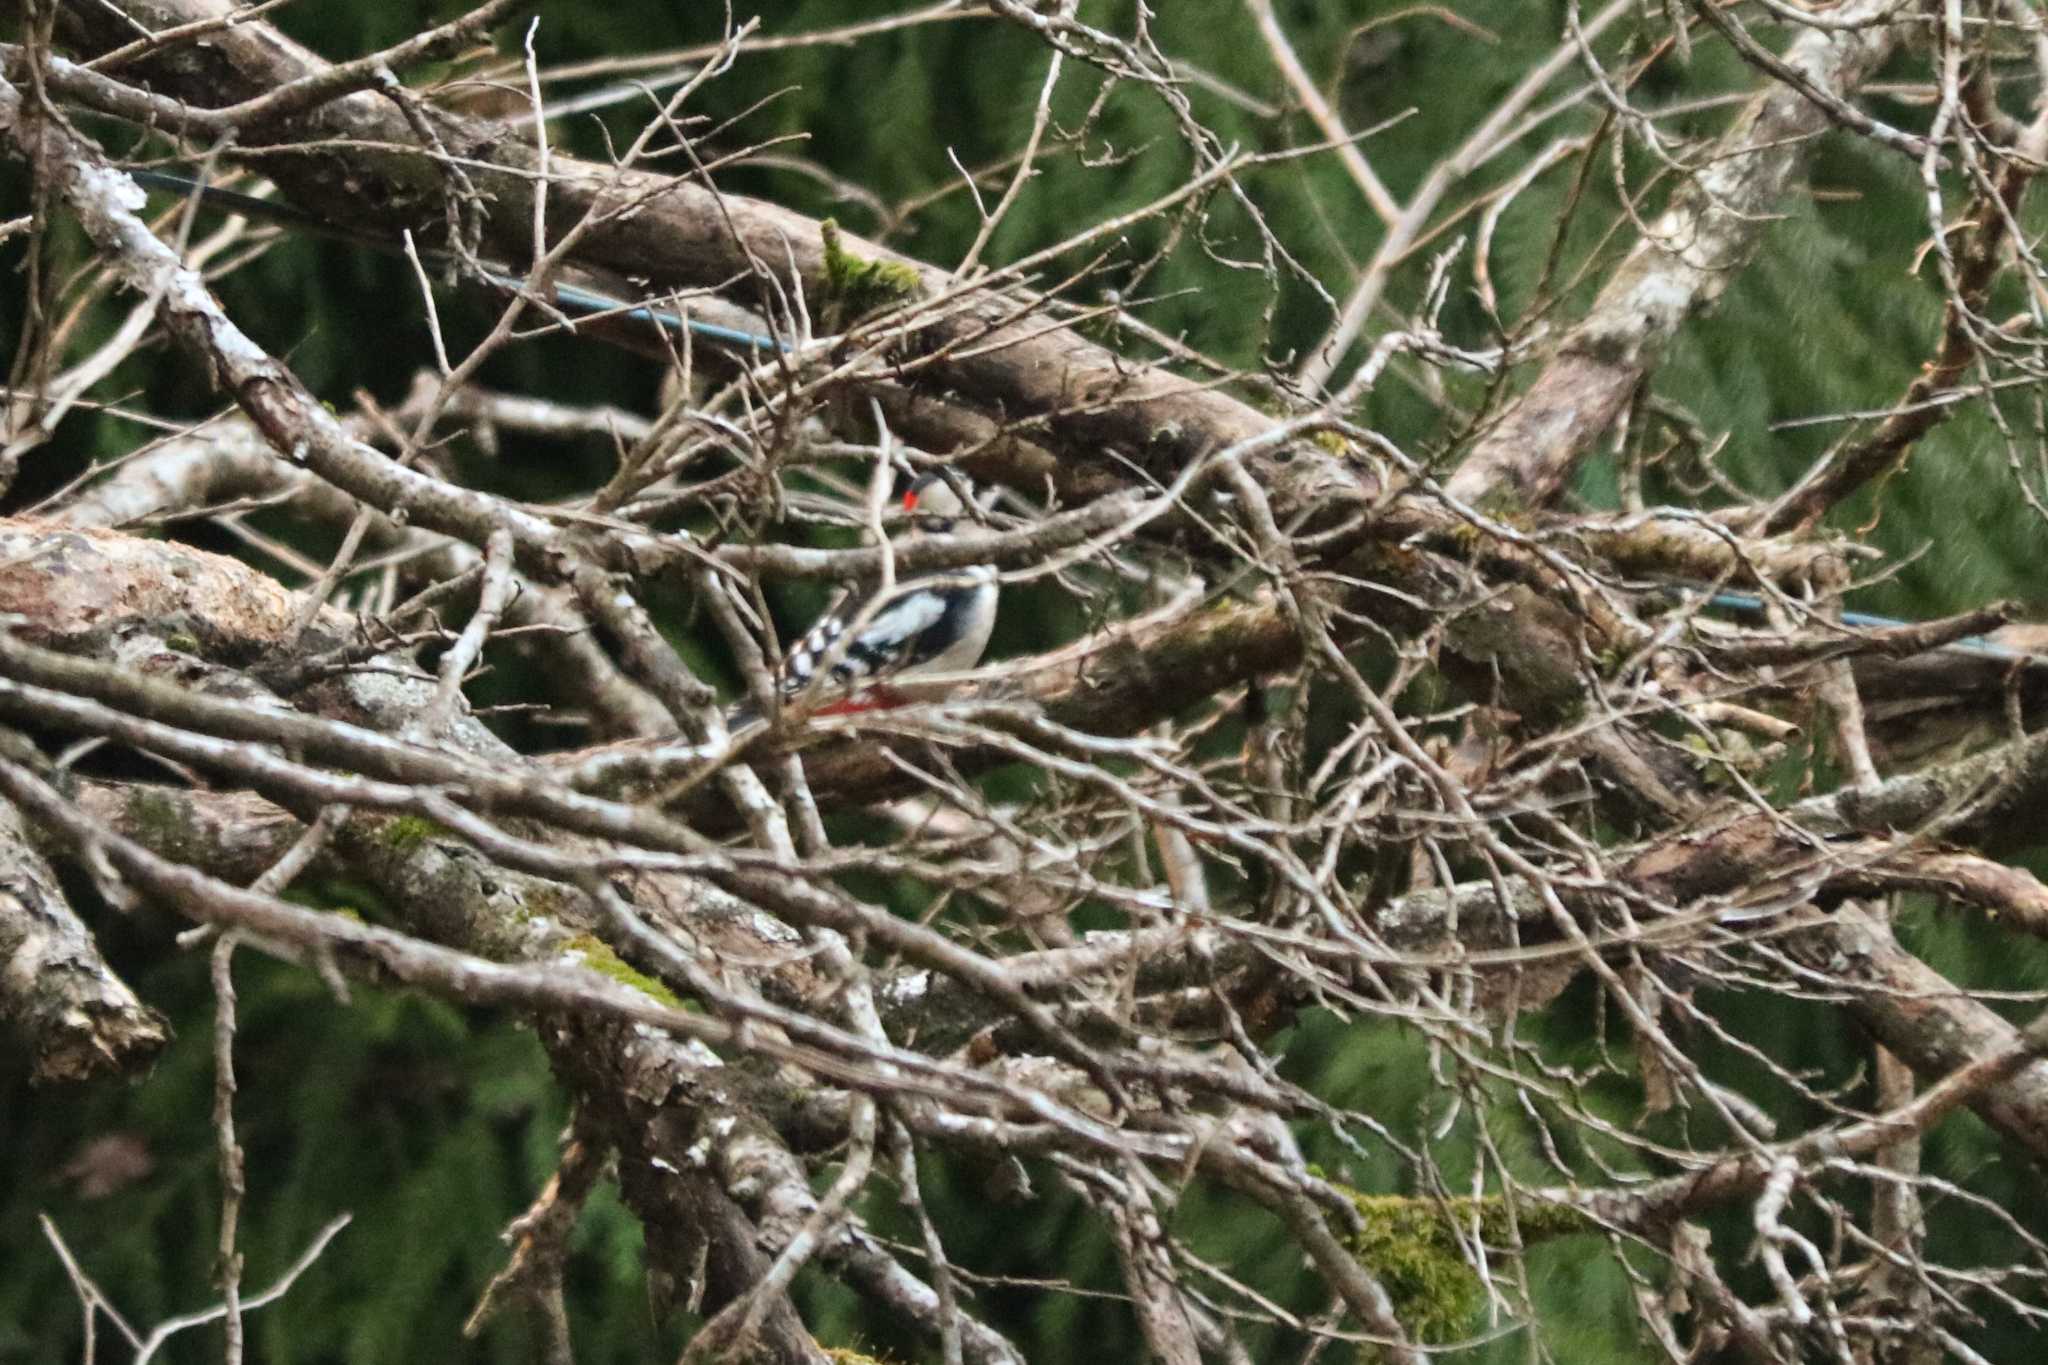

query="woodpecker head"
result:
[900,471,973,533]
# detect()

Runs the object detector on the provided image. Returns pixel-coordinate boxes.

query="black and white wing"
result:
[778,567,998,700]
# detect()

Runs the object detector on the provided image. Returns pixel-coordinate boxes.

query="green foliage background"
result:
[5,1,2048,1361]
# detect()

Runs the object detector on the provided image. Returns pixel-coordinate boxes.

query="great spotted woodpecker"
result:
[749,472,997,721]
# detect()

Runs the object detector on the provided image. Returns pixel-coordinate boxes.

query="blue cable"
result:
[114,175,2048,657]
[1700,590,2028,661]
[528,277,786,352]
[131,168,788,354]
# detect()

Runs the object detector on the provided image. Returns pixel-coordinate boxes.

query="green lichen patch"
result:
[380,814,450,852]
[1342,1191,1591,1343]
[820,219,923,323]
[564,934,685,1010]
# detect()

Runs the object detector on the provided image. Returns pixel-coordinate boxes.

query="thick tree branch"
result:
[39,0,1375,539]
[1445,0,1905,508]
[0,785,167,1082]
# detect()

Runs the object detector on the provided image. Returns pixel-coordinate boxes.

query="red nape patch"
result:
[816,687,908,716]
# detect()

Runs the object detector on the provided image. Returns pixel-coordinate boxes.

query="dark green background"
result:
[4,2,2045,1361]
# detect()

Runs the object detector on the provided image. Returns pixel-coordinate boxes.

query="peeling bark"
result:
[0,792,167,1083]
[1446,0,1905,508]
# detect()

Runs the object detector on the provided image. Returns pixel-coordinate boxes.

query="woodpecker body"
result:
[752,473,997,720]
[778,564,999,706]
